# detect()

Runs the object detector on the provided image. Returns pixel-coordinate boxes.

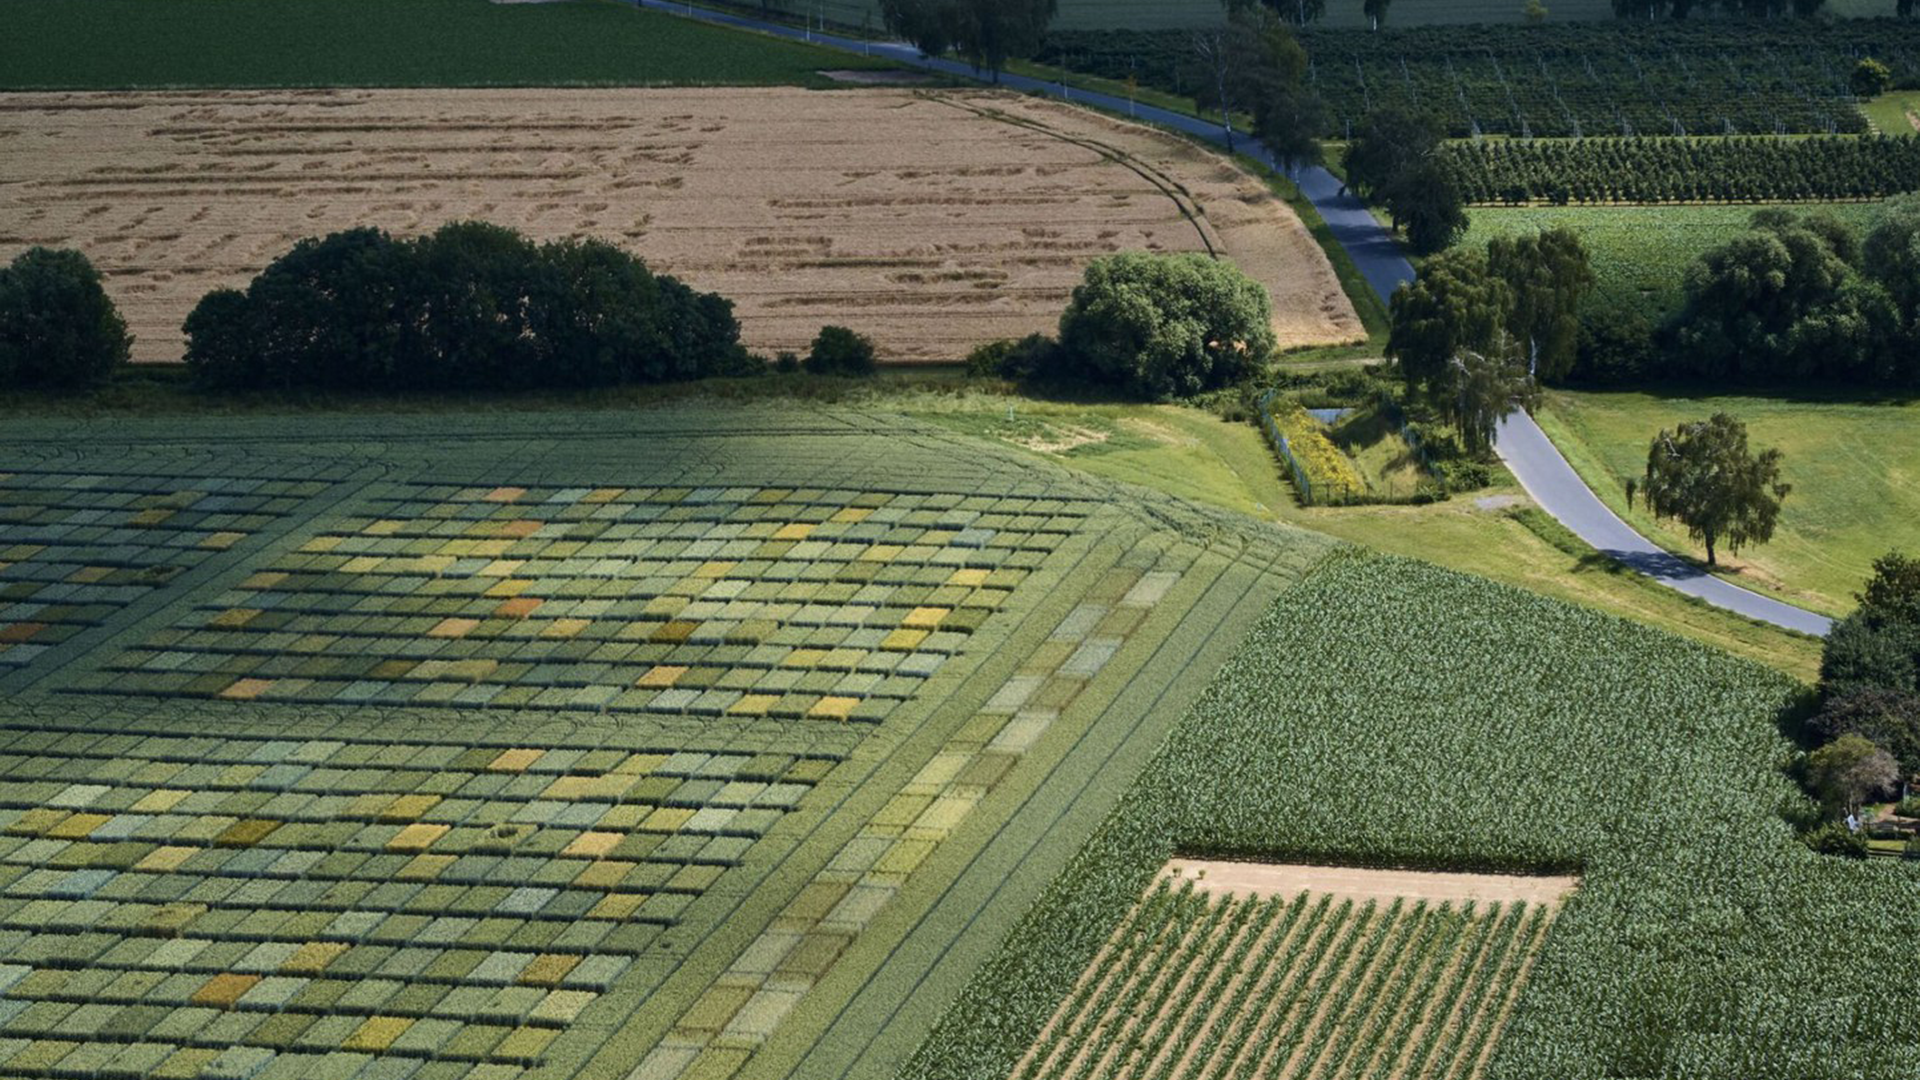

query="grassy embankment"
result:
[909,395,1824,681]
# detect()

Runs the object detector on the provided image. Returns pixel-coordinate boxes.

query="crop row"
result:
[1443,134,1920,204]
[1008,885,1546,1080]
[902,555,1920,1079]
[1038,20,1920,139]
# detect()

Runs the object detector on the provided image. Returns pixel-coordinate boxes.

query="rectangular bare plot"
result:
[1016,864,1575,1080]
[0,88,1363,363]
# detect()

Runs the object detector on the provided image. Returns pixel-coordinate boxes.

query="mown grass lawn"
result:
[0,0,887,89]
[1540,387,1920,619]
[1463,202,1887,320]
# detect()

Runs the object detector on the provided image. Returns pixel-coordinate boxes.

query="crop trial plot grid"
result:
[0,472,321,669]
[0,721,838,1077]
[86,484,1090,720]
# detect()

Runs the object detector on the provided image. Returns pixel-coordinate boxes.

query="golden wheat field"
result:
[0,87,1362,363]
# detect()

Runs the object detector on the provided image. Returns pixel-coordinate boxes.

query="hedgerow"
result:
[1444,134,1920,205]
[904,554,1920,1080]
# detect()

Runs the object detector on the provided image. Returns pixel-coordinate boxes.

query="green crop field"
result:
[0,0,887,90]
[1013,881,1554,1080]
[1462,202,1886,319]
[1538,388,1920,619]
[906,554,1920,1079]
[0,406,1337,1080]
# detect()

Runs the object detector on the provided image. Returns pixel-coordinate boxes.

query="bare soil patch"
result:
[0,87,1361,363]
[1162,857,1580,907]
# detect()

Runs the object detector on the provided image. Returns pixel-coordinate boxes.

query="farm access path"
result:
[631,0,1833,637]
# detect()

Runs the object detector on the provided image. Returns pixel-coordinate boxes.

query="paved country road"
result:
[632,0,1832,637]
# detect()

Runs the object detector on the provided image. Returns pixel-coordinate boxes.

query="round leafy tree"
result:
[1057,251,1275,400]
[1643,413,1789,567]
[0,247,131,390]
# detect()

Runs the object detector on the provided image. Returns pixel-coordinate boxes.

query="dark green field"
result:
[0,0,887,89]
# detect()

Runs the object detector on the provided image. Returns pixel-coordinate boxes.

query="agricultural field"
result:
[1462,201,1884,318]
[0,88,1360,363]
[0,0,890,90]
[1443,134,1920,205]
[1014,866,1566,1080]
[0,405,1339,1080]
[719,0,1912,31]
[907,555,1920,1080]
[0,397,1890,1080]
[1041,20,1920,138]
[1537,388,1920,619]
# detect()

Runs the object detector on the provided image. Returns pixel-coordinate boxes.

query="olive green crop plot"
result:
[0,474,323,669]
[0,407,1336,1080]
[87,482,1078,717]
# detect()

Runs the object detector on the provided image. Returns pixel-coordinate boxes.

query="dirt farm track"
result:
[0,87,1362,364]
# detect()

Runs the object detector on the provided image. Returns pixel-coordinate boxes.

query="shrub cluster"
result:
[801,325,877,377]
[1444,135,1920,206]
[1572,199,1920,386]
[184,223,751,391]
[0,247,129,391]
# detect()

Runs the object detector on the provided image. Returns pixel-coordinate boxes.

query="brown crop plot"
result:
[0,87,1363,363]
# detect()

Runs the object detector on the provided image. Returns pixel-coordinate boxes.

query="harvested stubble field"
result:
[0,87,1361,363]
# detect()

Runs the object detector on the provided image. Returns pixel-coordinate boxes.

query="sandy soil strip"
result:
[1162,859,1580,907]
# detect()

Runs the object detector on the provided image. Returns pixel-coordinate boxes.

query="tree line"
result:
[183,223,754,391]
[4,229,1275,403]
[0,223,904,395]
[1801,552,1920,857]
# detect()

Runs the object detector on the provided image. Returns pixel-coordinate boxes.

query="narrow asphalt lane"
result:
[632,0,1830,637]
[1496,412,1832,636]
